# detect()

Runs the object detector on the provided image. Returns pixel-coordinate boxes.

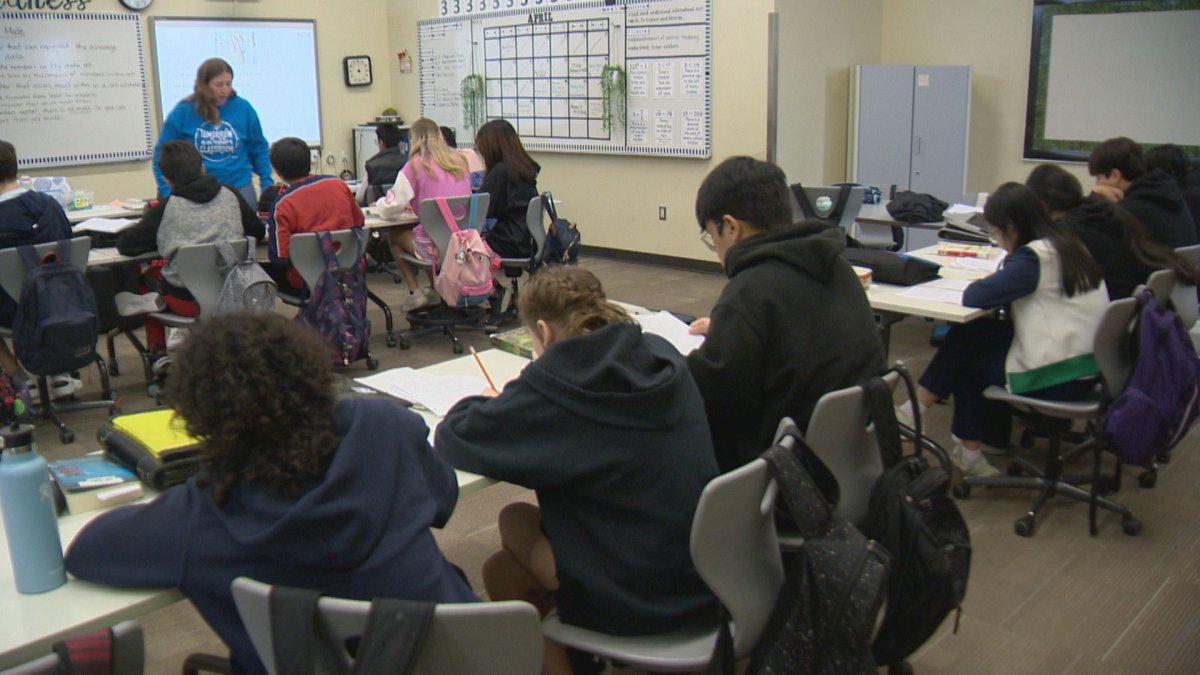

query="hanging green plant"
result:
[600,65,627,132]
[460,74,485,132]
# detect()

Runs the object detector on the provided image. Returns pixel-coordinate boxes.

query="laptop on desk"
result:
[788,184,865,232]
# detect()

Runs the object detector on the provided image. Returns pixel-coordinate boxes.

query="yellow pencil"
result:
[469,346,498,391]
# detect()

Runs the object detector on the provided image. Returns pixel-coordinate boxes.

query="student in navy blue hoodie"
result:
[155,58,274,205]
[436,266,717,675]
[66,313,475,675]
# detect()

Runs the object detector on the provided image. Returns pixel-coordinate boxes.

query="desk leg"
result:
[875,311,904,356]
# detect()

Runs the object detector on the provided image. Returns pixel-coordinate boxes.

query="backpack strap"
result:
[17,244,40,271]
[350,598,435,675]
[435,196,462,236]
[242,236,257,264]
[863,375,904,468]
[542,191,559,223]
[467,194,480,231]
[268,585,322,675]
[827,184,853,223]
[791,183,819,221]
[316,231,340,272]
[214,240,240,270]
[763,425,835,537]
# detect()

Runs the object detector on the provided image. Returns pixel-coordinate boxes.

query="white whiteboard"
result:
[418,0,711,157]
[0,12,153,169]
[150,18,322,147]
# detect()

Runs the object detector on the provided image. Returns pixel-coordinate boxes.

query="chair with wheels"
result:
[540,457,785,672]
[230,576,543,674]
[278,228,397,349]
[0,237,115,443]
[397,194,491,354]
[4,620,143,675]
[959,296,1142,537]
[489,196,549,326]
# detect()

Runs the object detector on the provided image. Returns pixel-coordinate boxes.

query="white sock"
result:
[897,400,928,418]
[959,444,983,465]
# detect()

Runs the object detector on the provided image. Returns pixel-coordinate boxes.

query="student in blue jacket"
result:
[154,58,273,206]
[66,313,475,675]
[436,266,718,675]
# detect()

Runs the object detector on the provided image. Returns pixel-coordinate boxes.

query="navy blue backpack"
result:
[13,241,99,375]
[540,192,580,265]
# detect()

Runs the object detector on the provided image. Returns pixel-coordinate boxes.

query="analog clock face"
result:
[344,56,372,87]
[120,0,153,10]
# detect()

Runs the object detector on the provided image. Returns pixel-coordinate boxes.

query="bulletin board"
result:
[0,12,153,169]
[418,0,711,157]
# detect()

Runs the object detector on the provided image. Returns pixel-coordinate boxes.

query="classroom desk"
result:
[0,348,527,669]
[362,206,418,230]
[865,244,1001,324]
[66,204,143,225]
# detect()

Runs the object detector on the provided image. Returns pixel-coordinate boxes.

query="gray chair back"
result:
[417,194,491,269]
[1145,268,1174,303]
[690,458,785,659]
[801,370,902,528]
[288,229,365,289]
[522,196,548,265]
[173,239,251,319]
[1176,243,1200,266]
[1093,296,1140,398]
[0,237,91,301]
[231,577,542,674]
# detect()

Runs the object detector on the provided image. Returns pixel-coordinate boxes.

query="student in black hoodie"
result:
[686,156,886,472]
[474,119,539,259]
[1088,136,1196,248]
[1146,143,1200,242]
[436,266,717,675]
[1026,164,1199,300]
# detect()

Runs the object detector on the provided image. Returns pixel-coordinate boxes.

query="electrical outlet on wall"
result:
[309,148,320,165]
[658,206,667,221]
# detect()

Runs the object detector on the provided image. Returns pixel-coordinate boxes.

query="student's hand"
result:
[1091,185,1123,203]
[689,317,711,335]
[481,386,501,398]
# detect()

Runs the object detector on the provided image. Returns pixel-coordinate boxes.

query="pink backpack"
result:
[433,195,500,307]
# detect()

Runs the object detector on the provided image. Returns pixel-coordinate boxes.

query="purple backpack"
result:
[1104,289,1200,465]
[297,232,371,366]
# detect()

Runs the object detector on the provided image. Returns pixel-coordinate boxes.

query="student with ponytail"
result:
[1026,164,1199,299]
[436,266,717,675]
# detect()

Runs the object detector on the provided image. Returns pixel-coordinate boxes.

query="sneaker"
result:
[895,404,915,429]
[114,291,166,317]
[950,443,1002,478]
[952,433,1009,459]
[398,292,426,312]
[27,375,80,401]
[166,327,189,351]
[422,287,442,307]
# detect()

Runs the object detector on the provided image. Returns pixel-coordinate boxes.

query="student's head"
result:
[171,312,340,507]
[1025,164,1084,218]
[408,117,466,179]
[0,141,18,183]
[1145,144,1194,182]
[474,119,538,184]
[269,137,313,182]
[694,156,792,264]
[984,182,1102,296]
[440,126,458,148]
[374,123,404,149]
[517,266,632,356]
[157,141,204,186]
[191,58,235,124]
[1088,137,1144,189]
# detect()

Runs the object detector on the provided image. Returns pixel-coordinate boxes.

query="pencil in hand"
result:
[469,346,499,394]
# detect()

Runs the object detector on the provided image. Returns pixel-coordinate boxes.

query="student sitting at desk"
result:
[1089,136,1197,249]
[898,183,1109,477]
[374,117,471,312]
[474,119,539,260]
[65,313,476,675]
[116,141,263,361]
[436,266,718,675]
[263,137,364,296]
[0,140,73,377]
[354,122,408,206]
[1026,163,1198,300]
[686,156,885,472]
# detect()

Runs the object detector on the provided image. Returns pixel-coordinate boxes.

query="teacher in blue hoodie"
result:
[154,57,273,205]
[66,313,475,675]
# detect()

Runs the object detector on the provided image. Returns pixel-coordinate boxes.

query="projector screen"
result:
[150,18,322,147]
[1024,0,1200,162]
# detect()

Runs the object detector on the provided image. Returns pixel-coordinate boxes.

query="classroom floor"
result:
[33,255,1200,673]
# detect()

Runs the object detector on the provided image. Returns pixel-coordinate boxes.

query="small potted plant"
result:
[460,74,485,132]
[377,107,401,123]
[600,65,626,132]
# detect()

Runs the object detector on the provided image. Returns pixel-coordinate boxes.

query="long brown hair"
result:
[186,58,235,124]
[474,119,538,184]
[408,117,467,180]
[518,267,632,339]
[170,313,340,507]
[1026,164,1200,285]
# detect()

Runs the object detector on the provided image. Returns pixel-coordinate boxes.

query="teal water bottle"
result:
[0,424,67,594]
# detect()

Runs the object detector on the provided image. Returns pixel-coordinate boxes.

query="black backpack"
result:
[861,368,971,666]
[13,241,99,375]
[709,425,890,675]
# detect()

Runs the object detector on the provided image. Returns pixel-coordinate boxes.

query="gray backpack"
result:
[214,237,276,314]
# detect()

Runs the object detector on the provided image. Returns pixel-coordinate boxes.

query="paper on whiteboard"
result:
[635,310,705,354]
[356,368,487,417]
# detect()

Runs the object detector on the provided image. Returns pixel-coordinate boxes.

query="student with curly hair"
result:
[66,313,475,675]
[436,266,718,675]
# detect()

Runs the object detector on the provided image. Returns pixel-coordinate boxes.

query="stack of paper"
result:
[356,368,487,416]
[898,277,972,304]
[634,310,705,355]
[74,217,137,234]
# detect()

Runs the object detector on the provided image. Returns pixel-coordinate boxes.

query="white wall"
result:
[7,1,395,203]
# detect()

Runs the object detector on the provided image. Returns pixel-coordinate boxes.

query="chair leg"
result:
[366,289,398,348]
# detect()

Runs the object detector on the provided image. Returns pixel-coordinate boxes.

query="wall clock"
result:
[120,0,153,10]
[343,55,373,88]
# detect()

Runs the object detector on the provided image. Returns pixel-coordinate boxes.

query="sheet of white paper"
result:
[356,368,487,417]
[634,310,705,354]
[73,217,137,234]
[945,203,983,216]
[897,286,965,304]
[930,278,971,291]
[949,256,1002,273]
